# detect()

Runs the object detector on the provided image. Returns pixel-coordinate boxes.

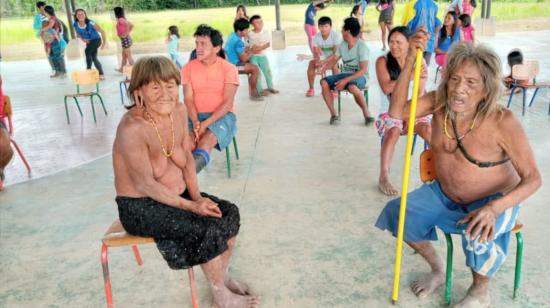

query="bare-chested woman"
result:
[112,56,259,308]
[376,32,541,307]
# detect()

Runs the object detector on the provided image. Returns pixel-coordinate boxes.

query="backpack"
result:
[58,20,70,44]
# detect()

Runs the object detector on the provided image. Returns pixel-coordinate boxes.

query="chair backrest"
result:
[511,64,531,82]
[122,65,133,80]
[71,69,100,86]
[525,60,539,82]
[420,149,437,182]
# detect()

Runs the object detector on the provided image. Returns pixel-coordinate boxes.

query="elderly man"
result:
[376,33,541,307]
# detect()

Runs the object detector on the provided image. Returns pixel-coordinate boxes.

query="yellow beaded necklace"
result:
[443,110,479,141]
[144,110,175,158]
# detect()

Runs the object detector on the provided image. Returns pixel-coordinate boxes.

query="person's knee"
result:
[320,79,330,90]
[385,127,400,141]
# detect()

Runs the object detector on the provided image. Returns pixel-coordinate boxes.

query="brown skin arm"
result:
[93,23,108,48]
[198,83,238,137]
[183,83,199,130]
[376,56,396,95]
[458,110,542,242]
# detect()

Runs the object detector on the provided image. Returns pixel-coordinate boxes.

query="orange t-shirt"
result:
[181,57,239,113]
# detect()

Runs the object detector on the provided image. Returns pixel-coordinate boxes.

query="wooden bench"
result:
[101,220,199,308]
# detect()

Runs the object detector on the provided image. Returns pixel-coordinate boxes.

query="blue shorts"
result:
[322,73,367,91]
[375,181,520,277]
[188,112,237,151]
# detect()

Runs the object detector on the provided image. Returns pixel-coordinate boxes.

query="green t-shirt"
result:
[338,39,370,78]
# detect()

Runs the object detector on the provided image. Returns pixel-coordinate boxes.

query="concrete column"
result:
[272,0,286,50]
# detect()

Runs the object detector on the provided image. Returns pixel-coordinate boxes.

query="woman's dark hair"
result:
[470,0,477,8]
[114,7,125,19]
[343,17,361,37]
[44,5,55,16]
[74,8,90,24]
[350,4,360,17]
[194,24,226,59]
[458,14,471,28]
[507,49,523,68]
[169,25,180,38]
[236,4,248,19]
[386,26,412,80]
[318,16,332,26]
[440,11,458,40]
[36,1,46,8]
[233,18,250,32]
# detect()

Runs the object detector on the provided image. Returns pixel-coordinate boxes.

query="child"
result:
[235,4,249,21]
[40,20,59,55]
[458,14,474,43]
[306,16,341,97]
[248,15,279,95]
[503,49,526,92]
[167,26,182,69]
[304,0,331,53]
[114,7,134,72]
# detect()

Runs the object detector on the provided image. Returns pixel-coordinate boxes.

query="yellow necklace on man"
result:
[144,110,175,158]
[443,110,478,140]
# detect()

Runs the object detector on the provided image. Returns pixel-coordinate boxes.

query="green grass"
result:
[1,1,549,46]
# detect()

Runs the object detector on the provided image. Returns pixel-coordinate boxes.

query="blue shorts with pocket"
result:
[188,112,237,151]
[322,73,367,91]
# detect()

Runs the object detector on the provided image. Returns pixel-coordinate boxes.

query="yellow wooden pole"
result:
[391,48,424,304]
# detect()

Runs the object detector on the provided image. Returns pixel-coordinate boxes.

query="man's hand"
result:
[334,78,349,91]
[458,203,499,243]
[192,197,222,218]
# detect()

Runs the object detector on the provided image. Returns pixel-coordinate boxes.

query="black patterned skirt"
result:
[116,191,240,270]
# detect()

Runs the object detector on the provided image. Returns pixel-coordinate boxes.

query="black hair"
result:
[114,7,125,19]
[74,8,91,24]
[169,25,180,38]
[385,26,412,80]
[507,49,523,68]
[193,24,226,59]
[350,4,360,17]
[318,16,332,26]
[44,5,55,16]
[470,0,477,8]
[440,11,458,40]
[233,18,250,32]
[458,14,471,28]
[36,1,46,8]
[249,15,261,24]
[315,2,326,9]
[343,17,361,37]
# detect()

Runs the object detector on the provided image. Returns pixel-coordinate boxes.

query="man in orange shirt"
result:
[182,25,240,173]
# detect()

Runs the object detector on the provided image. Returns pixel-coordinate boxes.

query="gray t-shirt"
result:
[337,39,370,78]
[312,30,342,59]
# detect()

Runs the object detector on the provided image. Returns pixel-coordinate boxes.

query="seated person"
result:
[248,15,279,95]
[320,17,374,125]
[0,77,13,190]
[503,49,527,93]
[113,55,259,308]
[374,26,431,196]
[435,11,462,70]
[225,18,263,101]
[306,16,341,97]
[182,25,239,173]
[376,34,541,307]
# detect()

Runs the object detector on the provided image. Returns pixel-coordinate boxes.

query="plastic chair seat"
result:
[102,220,154,247]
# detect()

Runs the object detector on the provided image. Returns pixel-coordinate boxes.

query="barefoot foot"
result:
[225,278,256,296]
[213,287,260,308]
[453,285,490,308]
[410,271,445,299]
[378,178,399,196]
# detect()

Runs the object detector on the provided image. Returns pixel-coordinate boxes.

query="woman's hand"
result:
[197,121,208,138]
[457,203,499,243]
[407,28,429,61]
[192,197,222,218]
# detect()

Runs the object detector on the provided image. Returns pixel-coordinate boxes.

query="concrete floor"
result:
[1,31,549,307]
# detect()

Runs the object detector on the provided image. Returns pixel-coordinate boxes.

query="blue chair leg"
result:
[522,88,527,116]
[119,82,125,105]
[528,87,540,107]
[90,96,97,123]
[411,133,418,156]
[507,86,516,108]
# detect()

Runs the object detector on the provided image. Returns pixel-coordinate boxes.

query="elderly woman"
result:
[183,25,239,173]
[376,35,541,307]
[375,26,431,196]
[113,56,259,308]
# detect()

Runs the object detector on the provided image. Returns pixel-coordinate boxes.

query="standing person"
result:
[376,0,395,51]
[376,32,541,308]
[167,26,182,69]
[402,0,441,65]
[73,9,107,80]
[304,0,331,53]
[320,17,374,125]
[33,2,55,74]
[235,4,249,21]
[458,14,475,43]
[43,5,67,78]
[114,7,134,73]
[225,18,263,101]
[248,15,279,95]
[449,0,476,16]
[435,11,462,71]
[113,56,260,308]
[350,4,364,38]
[183,25,240,173]
[306,16,341,97]
[375,26,430,196]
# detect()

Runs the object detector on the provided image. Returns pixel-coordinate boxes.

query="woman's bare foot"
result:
[410,270,445,298]
[213,287,260,308]
[378,177,399,196]
[225,277,255,296]
[453,285,490,308]
[267,88,279,94]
